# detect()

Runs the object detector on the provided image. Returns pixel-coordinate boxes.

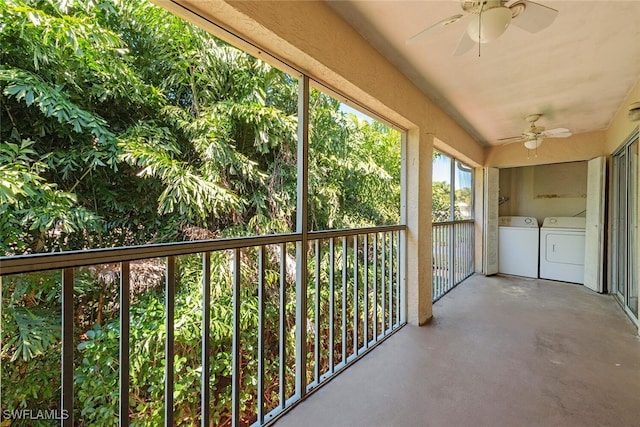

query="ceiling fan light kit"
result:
[498,113,572,150]
[407,0,559,56]
[467,6,512,43]
[523,137,543,149]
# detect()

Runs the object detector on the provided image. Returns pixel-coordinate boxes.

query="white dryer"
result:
[498,216,539,278]
[539,217,586,284]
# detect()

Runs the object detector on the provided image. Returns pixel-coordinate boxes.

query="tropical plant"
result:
[0,0,402,425]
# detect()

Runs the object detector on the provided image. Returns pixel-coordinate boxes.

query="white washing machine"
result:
[498,216,539,278]
[539,217,586,284]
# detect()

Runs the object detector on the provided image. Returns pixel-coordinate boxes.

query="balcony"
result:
[273,274,640,426]
[3,1,640,426]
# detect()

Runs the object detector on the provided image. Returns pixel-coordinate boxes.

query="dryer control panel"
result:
[541,217,586,229]
[498,216,539,227]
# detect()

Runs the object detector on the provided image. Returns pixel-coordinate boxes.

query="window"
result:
[308,87,402,231]
[432,151,474,222]
[431,150,475,300]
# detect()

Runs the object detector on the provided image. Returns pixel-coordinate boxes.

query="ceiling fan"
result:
[407,0,559,55]
[498,114,572,149]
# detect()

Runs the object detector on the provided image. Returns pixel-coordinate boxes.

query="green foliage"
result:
[0,140,101,253]
[1,271,62,416]
[0,0,403,425]
[432,182,471,222]
[432,181,453,223]
[308,93,401,229]
[1,67,117,151]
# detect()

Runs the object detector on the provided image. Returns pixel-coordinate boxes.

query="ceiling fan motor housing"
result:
[461,0,506,14]
[525,113,542,123]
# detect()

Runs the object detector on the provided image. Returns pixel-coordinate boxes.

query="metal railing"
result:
[432,220,474,302]
[0,225,405,426]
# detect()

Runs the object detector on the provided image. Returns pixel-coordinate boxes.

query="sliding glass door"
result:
[629,140,638,319]
[612,130,639,322]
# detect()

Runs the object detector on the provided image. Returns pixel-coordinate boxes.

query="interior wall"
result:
[499,162,587,225]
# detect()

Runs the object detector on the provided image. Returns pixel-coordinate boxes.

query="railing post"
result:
[279,244,287,408]
[363,234,369,348]
[372,234,378,341]
[295,74,309,398]
[257,247,265,424]
[314,240,321,385]
[165,256,175,427]
[353,235,358,354]
[449,223,455,294]
[381,234,386,335]
[329,237,335,373]
[120,262,130,427]
[201,253,211,427]
[396,230,402,325]
[62,268,74,427]
[232,249,241,427]
[388,232,393,332]
[342,237,348,360]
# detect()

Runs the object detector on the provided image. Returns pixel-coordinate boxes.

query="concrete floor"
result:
[273,275,640,427]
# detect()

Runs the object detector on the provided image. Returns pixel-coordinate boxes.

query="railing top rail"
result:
[0,224,406,276]
[432,219,475,226]
[309,224,405,240]
[0,233,298,276]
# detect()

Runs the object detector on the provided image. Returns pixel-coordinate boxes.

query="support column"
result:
[405,130,433,325]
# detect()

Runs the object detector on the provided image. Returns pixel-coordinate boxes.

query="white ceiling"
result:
[326,0,640,146]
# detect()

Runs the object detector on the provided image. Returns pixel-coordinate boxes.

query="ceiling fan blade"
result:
[453,31,475,56]
[500,140,524,146]
[543,128,572,138]
[407,14,464,45]
[498,136,525,145]
[510,0,558,33]
[498,135,522,141]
